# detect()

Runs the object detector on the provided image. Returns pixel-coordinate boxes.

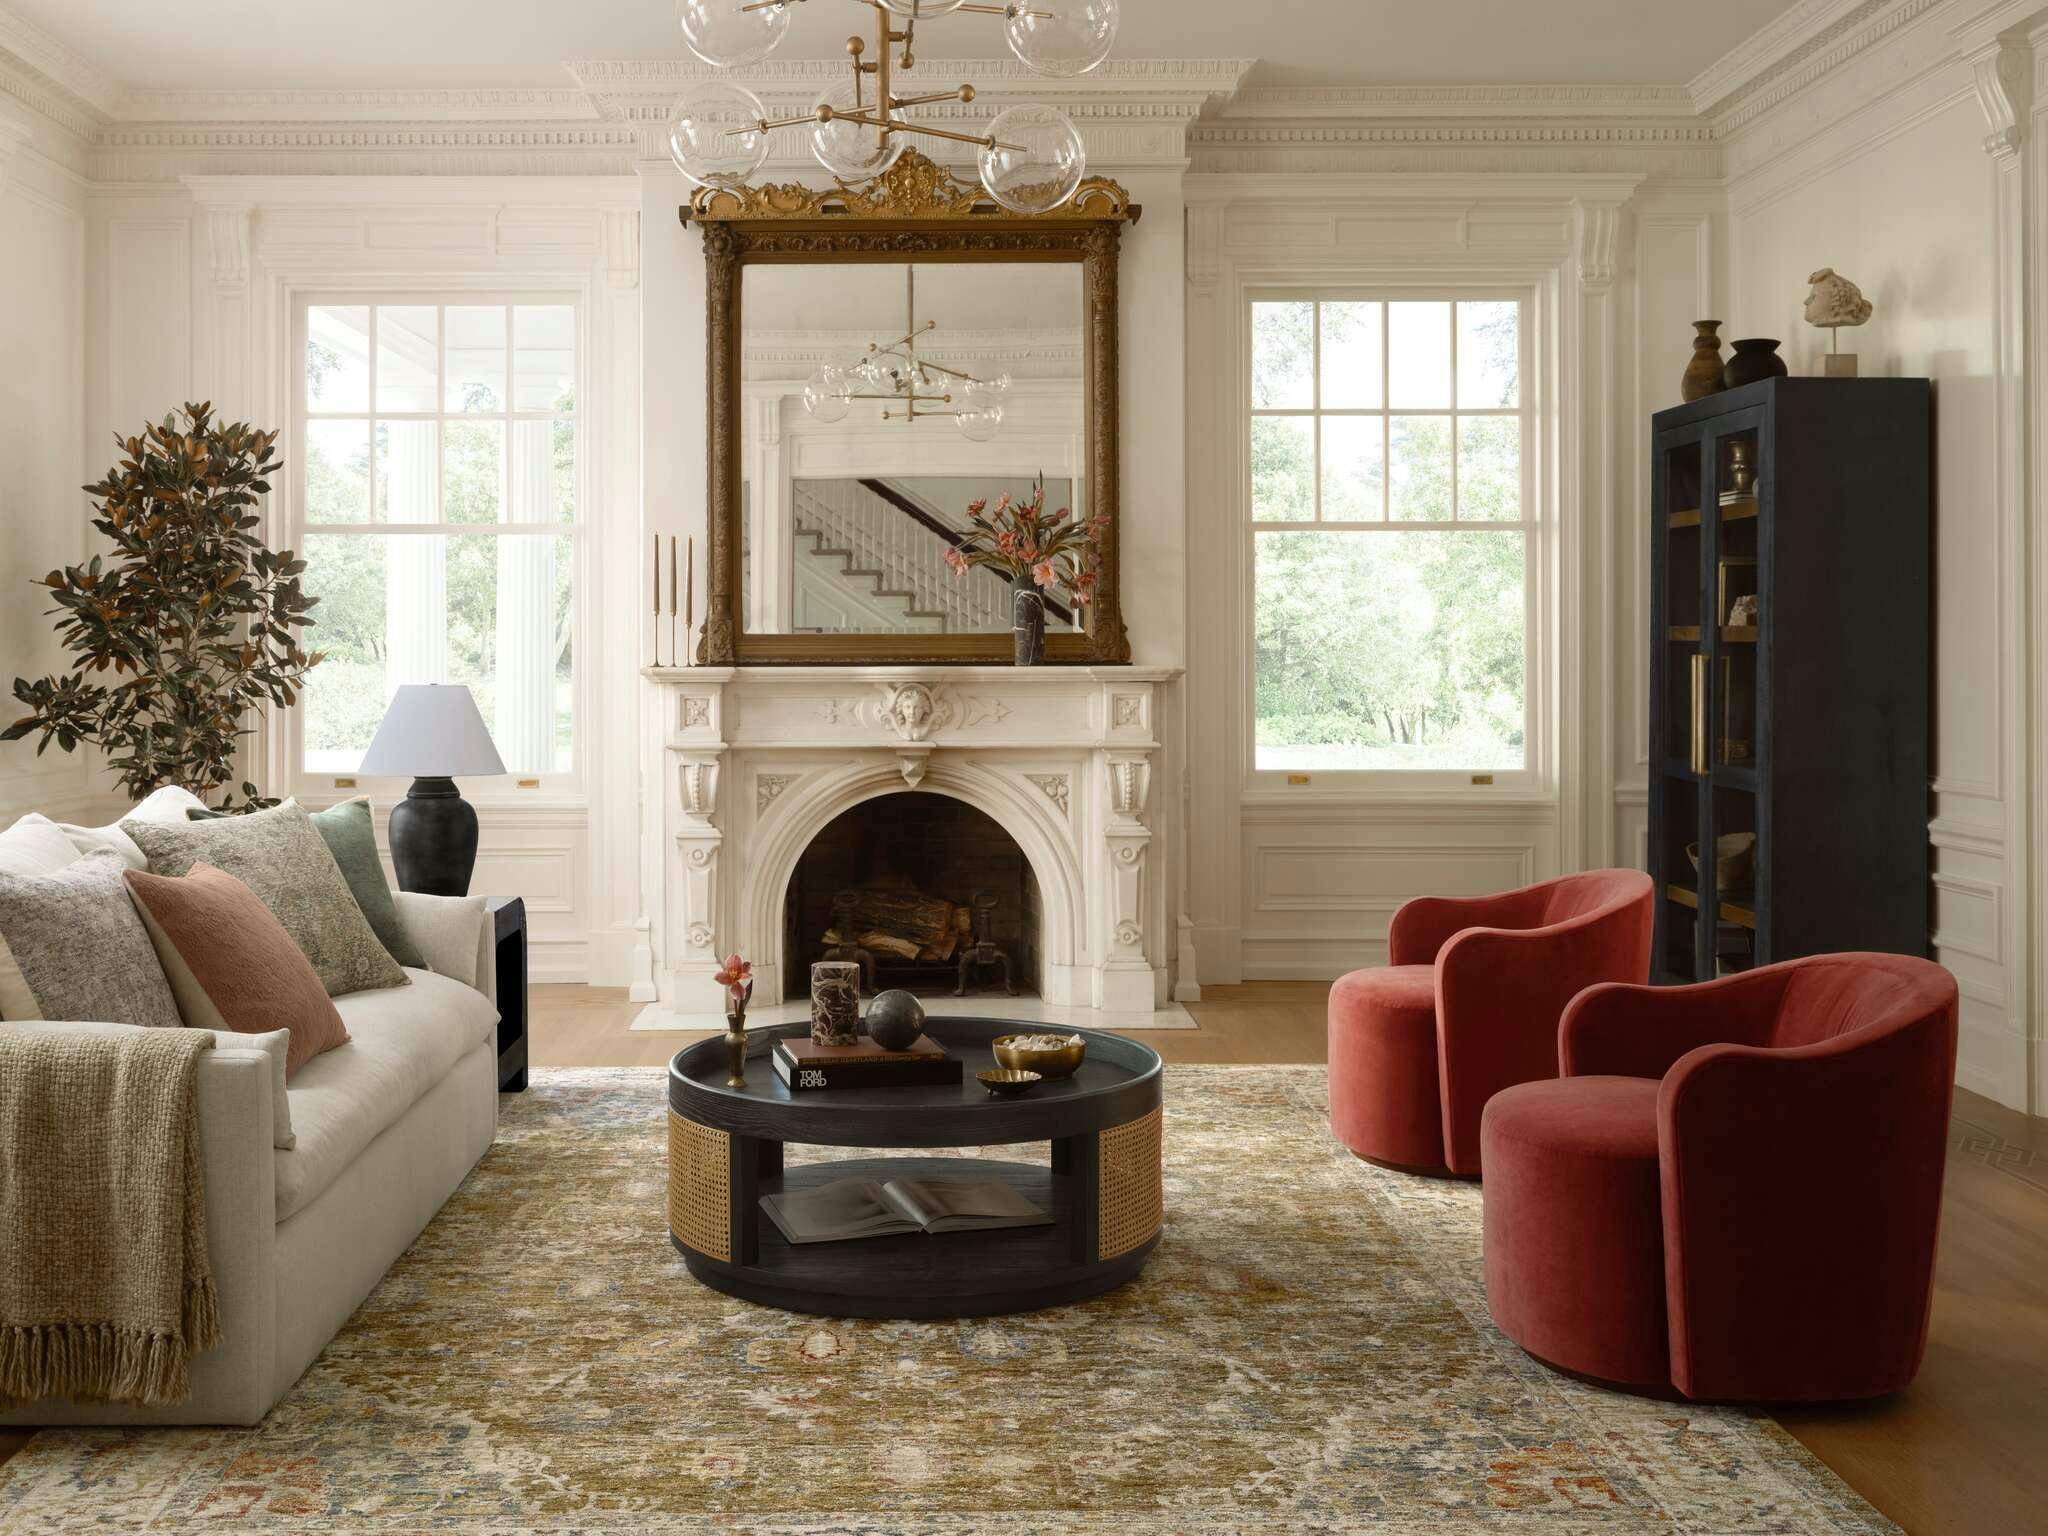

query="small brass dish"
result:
[992,1033,1086,1079]
[977,1068,1042,1099]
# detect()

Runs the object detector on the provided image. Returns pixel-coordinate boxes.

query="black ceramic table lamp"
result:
[358,684,507,896]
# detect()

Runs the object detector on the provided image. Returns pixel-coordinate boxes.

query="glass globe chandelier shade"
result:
[810,82,908,181]
[668,81,771,189]
[880,0,971,16]
[977,104,1086,214]
[1005,0,1120,77]
[675,0,792,69]
[956,404,1002,442]
[803,364,854,424]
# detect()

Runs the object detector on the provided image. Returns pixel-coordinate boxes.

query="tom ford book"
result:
[771,1035,963,1091]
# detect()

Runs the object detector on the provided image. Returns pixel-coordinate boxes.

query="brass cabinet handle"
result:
[1690,653,1709,775]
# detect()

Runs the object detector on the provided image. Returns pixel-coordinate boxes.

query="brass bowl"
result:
[977,1068,1042,1099]
[1685,832,1756,891]
[992,1033,1087,1079]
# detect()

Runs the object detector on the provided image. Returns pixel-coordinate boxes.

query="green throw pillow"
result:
[187,798,426,970]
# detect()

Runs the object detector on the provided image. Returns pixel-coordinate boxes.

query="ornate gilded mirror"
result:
[686,150,1139,664]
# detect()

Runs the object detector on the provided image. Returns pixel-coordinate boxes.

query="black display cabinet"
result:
[1648,377,1931,983]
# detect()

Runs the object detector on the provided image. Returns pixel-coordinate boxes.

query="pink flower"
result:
[996,530,1018,555]
[994,493,1012,513]
[1072,575,1096,606]
[1032,560,1057,588]
[713,953,753,1003]
[944,546,969,575]
[966,498,987,517]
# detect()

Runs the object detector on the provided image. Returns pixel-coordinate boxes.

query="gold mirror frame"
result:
[684,149,1140,665]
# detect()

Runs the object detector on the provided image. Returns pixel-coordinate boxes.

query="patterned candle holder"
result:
[810,960,861,1046]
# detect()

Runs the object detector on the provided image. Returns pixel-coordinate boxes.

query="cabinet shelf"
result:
[1669,508,1701,529]
[1720,625,1758,643]
[1664,884,1757,930]
[1716,495,1759,522]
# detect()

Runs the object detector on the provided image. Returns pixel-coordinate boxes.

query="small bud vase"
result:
[724,980,752,1088]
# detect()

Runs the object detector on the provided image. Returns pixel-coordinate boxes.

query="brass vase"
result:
[723,981,752,1088]
[1681,321,1725,402]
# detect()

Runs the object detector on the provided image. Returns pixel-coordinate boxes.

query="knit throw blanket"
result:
[0,1026,220,1407]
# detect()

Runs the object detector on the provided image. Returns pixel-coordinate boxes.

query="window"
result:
[1250,297,1530,774]
[295,301,578,778]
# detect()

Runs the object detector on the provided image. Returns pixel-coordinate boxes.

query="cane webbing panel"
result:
[1098,1104,1163,1261]
[668,1110,732,1262]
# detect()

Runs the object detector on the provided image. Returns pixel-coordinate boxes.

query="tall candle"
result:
[669,536,678,617]
[685,538,695,630]
[652,533,659,615]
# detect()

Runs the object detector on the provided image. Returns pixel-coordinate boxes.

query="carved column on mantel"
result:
[1101,750,1155,1010]
[668,680,728,994]
[1955,3,2048,1111]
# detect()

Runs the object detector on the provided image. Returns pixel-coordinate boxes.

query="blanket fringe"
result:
[0,1317,205,1408]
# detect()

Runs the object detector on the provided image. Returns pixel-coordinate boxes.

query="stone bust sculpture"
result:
[1804,268,1873,330]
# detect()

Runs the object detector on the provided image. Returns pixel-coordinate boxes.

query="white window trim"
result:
[283,287,592,806]
[1240,282,1552,799]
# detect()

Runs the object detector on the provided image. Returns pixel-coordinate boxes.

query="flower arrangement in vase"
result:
[942,479,1106,664]
[715,952,754,1088]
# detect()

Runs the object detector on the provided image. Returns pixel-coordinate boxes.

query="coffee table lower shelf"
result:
[668,1140,1162,1319]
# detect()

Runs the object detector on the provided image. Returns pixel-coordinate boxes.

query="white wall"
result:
[1721,10,2025,1109]
[0,116,89,823]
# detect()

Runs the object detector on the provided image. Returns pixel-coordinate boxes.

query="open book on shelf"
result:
[760,1175,1051,1245]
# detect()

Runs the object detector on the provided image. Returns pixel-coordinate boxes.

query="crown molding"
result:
[1212,83,1701,121]
[1692,0,1948,134]
[122,87,602,124]
[0,5,123,122]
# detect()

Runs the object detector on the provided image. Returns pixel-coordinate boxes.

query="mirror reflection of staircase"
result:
[791,477,1073,635]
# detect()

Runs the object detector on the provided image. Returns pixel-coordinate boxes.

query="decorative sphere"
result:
[865,989,927,1051]
[676,0,791,69]
[810,81,906,181]
[668,81,770,190]
[1005,0,1119,77]
[978,103,1086,214]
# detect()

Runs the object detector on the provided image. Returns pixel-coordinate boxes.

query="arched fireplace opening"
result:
[781,791,1043,1002]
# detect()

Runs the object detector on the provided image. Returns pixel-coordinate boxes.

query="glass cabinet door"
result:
[1701,413,1765,974]
[1652,428,1707,981]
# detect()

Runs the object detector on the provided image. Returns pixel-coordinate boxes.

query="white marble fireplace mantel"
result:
[638,664,1181,1027]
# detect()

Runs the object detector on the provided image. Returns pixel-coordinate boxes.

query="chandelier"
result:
[668,0,1120,213]
[804,267,1012,439]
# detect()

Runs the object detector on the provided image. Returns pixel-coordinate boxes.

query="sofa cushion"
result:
[187,798,426,971]
[126,861,350,1080]
[0,850,182,1028]
[274,967,498,1221]
[123,801,409,999]
[0,814,82,878]
[58,785,212,869]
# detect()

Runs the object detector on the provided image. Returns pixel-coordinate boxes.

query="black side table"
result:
[486,896,528,1092]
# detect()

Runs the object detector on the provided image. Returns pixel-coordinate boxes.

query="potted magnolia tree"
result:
[3,402,322,810]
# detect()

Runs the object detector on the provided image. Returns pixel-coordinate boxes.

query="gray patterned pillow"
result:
[0,850,182,1026]
[123,802,409,998]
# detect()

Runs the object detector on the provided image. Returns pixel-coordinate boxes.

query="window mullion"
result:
[1448,303,1460,523]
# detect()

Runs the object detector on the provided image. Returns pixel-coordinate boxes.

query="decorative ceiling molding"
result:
[1212,83,1702,121]
[0,5,123,122]
[121,87,602,124]
[1691,0,1946,133]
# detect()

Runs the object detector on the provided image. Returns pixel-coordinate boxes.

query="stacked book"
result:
[771,1034,963,1092]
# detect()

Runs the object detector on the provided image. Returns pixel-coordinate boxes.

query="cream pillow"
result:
[0,814,82,878]
[60,784,213,869]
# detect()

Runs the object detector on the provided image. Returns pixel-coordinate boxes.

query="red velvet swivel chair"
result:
[1481,953,1958,1401]
[1327,870,1654,1176]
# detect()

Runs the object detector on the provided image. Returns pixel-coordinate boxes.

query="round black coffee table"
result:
[666,1018,1163,1318]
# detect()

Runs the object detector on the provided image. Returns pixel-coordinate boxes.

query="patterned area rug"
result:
[0,1067,1892,1534]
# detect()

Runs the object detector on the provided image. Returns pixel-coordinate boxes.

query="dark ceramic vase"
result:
[1681,320,1725,402]
[388,776,479,896]
[1013,588,1046,666]
[1723,338,1789,390]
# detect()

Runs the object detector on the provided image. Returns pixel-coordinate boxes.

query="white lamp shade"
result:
[358,685,508,779]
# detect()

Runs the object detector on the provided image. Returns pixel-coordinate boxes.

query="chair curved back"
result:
[1434,868,1655,1173]
[1658,952,1958,1400]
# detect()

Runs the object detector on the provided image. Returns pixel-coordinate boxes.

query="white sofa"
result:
[1,891,501,1427]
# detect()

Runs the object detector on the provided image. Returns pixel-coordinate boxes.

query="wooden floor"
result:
[6,981,2041,1535]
